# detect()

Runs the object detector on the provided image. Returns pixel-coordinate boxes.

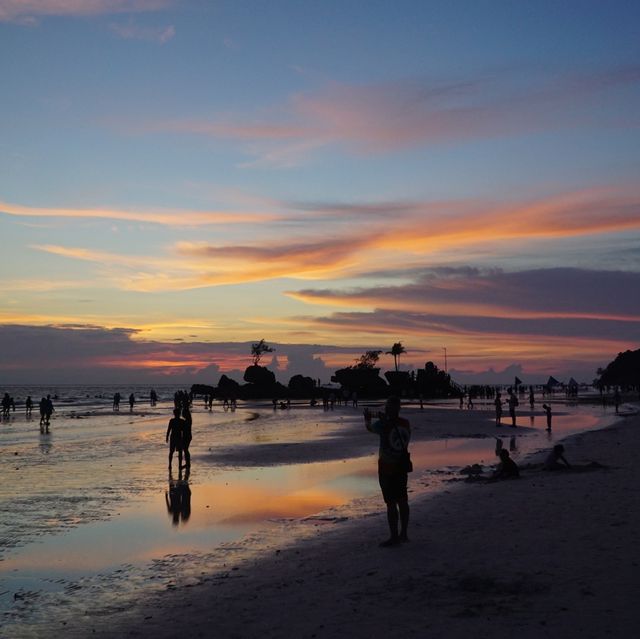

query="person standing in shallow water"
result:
[507,390,518,427]
[166,408,184,471]
[542,403,553,430]
[364,396,411,547]
[181,404,192,469]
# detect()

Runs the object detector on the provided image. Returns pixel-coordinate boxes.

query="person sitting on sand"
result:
[364,396,411,547]
[166,408,185,471]
[492,449,520,479]
[543,444,571,470]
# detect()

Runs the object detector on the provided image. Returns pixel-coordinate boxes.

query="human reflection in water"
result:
[166,468,191,527]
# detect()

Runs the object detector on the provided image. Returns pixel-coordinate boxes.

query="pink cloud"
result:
[108,21,175,43]
[131,66,640,164]
[0,0,171,23]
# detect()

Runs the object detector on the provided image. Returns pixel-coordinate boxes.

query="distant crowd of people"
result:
[3,392,54,432]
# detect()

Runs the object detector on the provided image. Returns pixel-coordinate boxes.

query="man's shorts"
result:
[378,471,408,503]
[169,435,182,452]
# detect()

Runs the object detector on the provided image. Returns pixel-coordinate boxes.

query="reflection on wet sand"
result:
[166,469,191,527]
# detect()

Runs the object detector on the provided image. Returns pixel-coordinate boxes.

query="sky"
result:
[1,0,639,386]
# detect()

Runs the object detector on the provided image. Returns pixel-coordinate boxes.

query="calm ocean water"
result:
[1,384,184,409]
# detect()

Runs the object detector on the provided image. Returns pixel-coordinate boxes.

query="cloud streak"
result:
[0,0,171,23]
[0,325,351,384]
[108,21,174,43]
[289,267,640,321]
[0,200,278,227]
[135,65,640,164]
[25,186,640,291]
[284,266,640,375]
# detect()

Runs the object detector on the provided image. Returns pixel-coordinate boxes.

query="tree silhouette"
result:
[251,339,274,366]
[354,350,382,369]
[386,342,406,372]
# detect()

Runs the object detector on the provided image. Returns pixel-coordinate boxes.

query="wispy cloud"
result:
[288,267,640,322]
[283,266,640,377]
[0,200,278,227]
[0,0,171,24]
[23,186,640,291]
[108,20,174,43]
[132,65,640,165]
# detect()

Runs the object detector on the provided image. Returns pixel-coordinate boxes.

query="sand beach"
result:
[1,390,637,638]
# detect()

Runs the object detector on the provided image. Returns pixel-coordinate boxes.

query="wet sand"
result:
[3,400,635,638]
[92,412,640,639]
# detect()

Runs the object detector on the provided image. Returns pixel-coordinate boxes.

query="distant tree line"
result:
[191,339,459,400]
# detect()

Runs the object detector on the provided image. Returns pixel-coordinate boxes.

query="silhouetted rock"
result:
[332,367,387,397]
[385,370,411,394]
[288,374,316,397]
[217,374,240,394]
[416,361,458,398]
[597,349,640,387]
[191,384,215,397]
[243,365,276,386]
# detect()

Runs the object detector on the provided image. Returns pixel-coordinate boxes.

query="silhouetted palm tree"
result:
[387,342,406,372]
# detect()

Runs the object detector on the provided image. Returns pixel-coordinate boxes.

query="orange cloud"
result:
[21,187,640,292]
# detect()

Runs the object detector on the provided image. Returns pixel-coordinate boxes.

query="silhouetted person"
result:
[166,408,184,471]
[44,395,54,430]
[542,403,552,430]
[39,397,47,427]
[507,391,518,427]
[543,444,571,470]
[494,393,503,426]
[25,395,33,417]
[529,387,535,410]
[113,392,121,411]
[364,396,411,547]
[1,393,11,418]
[150,389,157,406]
[492,449,519,479]
[181,405,192,469]
[129,393,135,412]
[613,388,621,414]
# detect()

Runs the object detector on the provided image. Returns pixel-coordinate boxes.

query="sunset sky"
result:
[1,0,639,385]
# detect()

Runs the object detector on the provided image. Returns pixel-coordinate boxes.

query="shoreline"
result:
[7,402,634,638]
